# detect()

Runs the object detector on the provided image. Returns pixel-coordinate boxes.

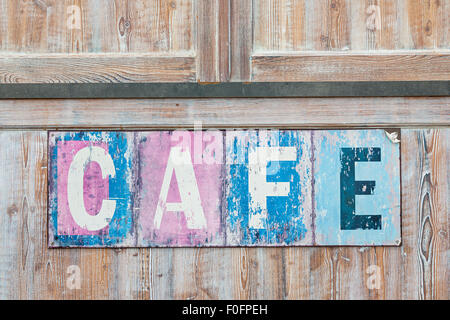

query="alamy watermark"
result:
[66,265,81,290]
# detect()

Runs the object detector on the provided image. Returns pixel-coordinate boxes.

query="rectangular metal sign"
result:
[48,130,401,247]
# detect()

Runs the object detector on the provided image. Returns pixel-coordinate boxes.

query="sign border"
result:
[47,129,402,248]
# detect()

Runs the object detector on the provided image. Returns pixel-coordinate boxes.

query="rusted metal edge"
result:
[0,81,448,99]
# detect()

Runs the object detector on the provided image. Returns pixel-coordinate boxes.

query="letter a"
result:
[154,147,207,229]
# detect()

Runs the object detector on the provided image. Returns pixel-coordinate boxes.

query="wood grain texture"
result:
[407,0,446,49]
[230,0,252,81]
[401,129,448,299]
[0,129,447,299]
[253,0,449,52]
[0,0,448,301]
[252,52,450,81]
[250,0,449,82]
[0,0,197,83]
[0,97,448,129]
[197,0,230,82]
[0,54,195,83]
[254,0,306,51]
[0,0,194,53]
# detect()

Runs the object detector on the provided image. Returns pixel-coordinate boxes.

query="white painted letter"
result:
[248,147,297,229]
[67,146,116,231]
[154,147,207,229]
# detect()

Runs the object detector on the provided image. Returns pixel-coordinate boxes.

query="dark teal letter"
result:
[340,147,381,230]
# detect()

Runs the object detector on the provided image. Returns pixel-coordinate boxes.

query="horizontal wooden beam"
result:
[252,52,450,82]
[0,81,448,99]
[0,97,448,129]
[0,54,196,83]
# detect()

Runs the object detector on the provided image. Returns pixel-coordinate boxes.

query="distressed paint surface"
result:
[226,130,312,245]
[314,130,401,245]
[48,130,400,247]
[136,131,224,246]
[49,132,135,247]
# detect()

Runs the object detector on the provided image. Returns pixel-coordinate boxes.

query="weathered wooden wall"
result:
[0,0,448,299]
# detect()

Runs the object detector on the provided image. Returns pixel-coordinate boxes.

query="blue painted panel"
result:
[225,130,313,245]
[313,130,401,245]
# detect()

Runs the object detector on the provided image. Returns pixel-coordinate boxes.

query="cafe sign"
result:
[48,129,401,247]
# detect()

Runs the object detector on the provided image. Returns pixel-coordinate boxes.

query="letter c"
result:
[67,146,116,231]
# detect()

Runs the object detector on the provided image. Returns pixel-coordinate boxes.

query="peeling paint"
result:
[48,130,401,247]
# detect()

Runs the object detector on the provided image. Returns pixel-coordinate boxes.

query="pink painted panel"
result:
[136,131,224,246]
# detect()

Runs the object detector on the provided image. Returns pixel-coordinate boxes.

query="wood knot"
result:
[330,0,338,10]
[170,1,176,9]
[425,20,432,36]
[118,17,131,37]
[7,204,18,217]
[421,215,433,261]
[33,0,48,11]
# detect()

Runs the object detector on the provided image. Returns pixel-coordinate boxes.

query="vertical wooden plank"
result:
[401,129,448,300]
[421,0,444,48]
[197,0,229,82]
[328,0,350,50]
[376,0,399,49]
[305,0,327,50]
[283,248,330,299]
[253,0,306,52]
[6,0,48,52]
[309,248,334,299]
[172,248,200,299]
[81,0,118,52]
[192,248,234,299]
[304,0,350,50]
[77,248,110,299]
[137,248,152,299]
[325,246,400,300]
[247,248,285,299]
[348,0,366,50]
[415,129,447,299]
[0,0,7,50]
[217,0,230,81]
[231,248,251,299]
[68,0,84,53]
[230,0,252,81]
[10,132,47,299]
[46,0,68,53]
[150,248,174,299]
[105,248,151,299]
[197,0,216,81]
[407,0,445,49]
[337,245,404,300]
[150,248,201,299]
[40,248,82,299]
[0,132,25,299]
[360,0,399,50]
[127,0,194,53]
[0,132,83,300]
